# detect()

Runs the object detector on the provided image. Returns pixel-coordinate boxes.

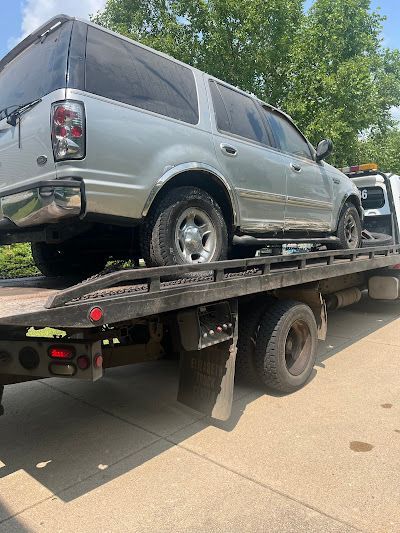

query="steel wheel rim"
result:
[174,208,217,263]
[344,213,359,248]
[285,319,312,376]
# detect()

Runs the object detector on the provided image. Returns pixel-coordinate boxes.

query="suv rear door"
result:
[263,109,334,234]
[208,80,287,234]
[0,19,71,194]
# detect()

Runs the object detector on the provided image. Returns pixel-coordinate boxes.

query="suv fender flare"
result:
[335,193,363,231]
[142,162,240,226]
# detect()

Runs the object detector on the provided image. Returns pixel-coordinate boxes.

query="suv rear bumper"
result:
[0,180,83,229]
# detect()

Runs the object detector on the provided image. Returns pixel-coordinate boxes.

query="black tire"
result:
[141,186,228,267]
[362,231,393,248]
[254,300,318,393]
[236,297,274,384]
[31,241,108,278]
[335,202,362,249]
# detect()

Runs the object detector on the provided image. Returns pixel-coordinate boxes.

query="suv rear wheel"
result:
[31,241,108,278]
[141,186,228,267]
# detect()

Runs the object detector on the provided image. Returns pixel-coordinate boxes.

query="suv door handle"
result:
[290,163,302,172]
[220,144,238,157]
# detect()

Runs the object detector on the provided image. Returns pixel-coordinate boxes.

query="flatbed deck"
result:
[1,245,399,329]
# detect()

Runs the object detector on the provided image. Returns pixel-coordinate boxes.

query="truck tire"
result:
[362,231,393,248]
[254,300,318,393]
[236,297,274,383]
[31,242,108,278]
[335,202,362,249]
[141,186,228,267]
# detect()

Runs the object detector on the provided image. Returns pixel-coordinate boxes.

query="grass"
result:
[27,327,66,338]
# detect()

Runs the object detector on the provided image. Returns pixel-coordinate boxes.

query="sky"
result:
[0,0,399,59]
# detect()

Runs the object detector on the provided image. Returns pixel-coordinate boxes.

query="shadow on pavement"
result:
[0,294,399,516]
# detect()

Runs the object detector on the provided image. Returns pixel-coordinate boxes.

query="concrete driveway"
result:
[1,295,400,532]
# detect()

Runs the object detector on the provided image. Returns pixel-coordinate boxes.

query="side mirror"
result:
[316,139,333,162]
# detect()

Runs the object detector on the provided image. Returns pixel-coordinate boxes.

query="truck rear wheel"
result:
[141,186,228,267]
[236,297,273,383]
[254,300,317,393]
[31,241,108,278]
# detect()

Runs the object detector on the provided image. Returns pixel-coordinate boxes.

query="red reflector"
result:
[392,264,400,270]
[71,125,82,138]
[49,346,75,359]
[89,307,103,322]
[77,355,90,370]
[54,106,76,124]
[56,125,67,137]
[94,355,103,369]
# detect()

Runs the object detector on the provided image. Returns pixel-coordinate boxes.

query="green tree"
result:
[92,0,303,105]
[283,0,400,165]
[356,128,400,174]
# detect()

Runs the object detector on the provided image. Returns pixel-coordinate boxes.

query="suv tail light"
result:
[51,101,85,161]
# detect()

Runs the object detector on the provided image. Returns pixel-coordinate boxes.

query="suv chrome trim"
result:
[142,162,239,225]
[237,188,286,205]
[0,181,83,228]
[287,196,333,210]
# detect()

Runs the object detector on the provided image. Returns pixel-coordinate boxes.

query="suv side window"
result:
[85,27,199,125]
[264,108,312,160]
[210,81,269,145]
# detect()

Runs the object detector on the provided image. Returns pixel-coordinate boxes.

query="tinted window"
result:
[265,109,312,159]
[0,22,71,119]
[210,82,268,144]
[85,27,199,124]
[360,186,385,209]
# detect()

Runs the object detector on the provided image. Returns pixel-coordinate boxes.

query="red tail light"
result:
[48,346,75,359]
[51,101,85,161]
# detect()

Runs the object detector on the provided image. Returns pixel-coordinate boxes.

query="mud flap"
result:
[177,301,238,421]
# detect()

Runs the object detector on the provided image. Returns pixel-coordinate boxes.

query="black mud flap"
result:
[177,301,238,421]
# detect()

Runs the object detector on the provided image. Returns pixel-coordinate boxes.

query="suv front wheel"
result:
[141,186,228,267]
[335,202,362,249]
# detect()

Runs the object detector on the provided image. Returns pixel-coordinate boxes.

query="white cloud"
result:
[12,0,106,47]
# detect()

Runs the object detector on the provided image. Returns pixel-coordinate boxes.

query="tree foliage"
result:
[93,0,303,104]
[92,0,400,168]
[356,129,400,174]
[283,0,400,165]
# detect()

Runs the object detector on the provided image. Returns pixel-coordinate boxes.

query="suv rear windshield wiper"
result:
[0,98,42,126]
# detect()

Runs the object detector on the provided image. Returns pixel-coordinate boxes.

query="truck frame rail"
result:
[0,245,399,329]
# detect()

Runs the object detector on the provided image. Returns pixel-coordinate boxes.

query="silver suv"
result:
[0,15,362,276]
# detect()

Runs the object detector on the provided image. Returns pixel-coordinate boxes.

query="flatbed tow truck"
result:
[1,163,400,421]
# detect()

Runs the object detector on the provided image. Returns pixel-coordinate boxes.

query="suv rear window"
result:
[0,22,71,119]
[85,27,199,125]
[360,186,385,209]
